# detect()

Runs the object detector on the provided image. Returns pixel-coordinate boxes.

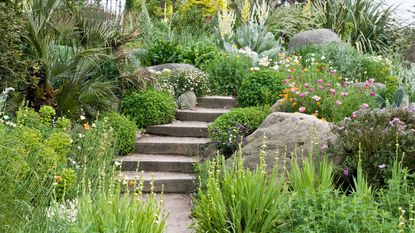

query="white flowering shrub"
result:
[154,69,209,98]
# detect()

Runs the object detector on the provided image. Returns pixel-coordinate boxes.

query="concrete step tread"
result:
[137,136,210,144]
[119,171,197,181]
[115,154,200,163]
[147,121,210,128]
[177,108,229,114]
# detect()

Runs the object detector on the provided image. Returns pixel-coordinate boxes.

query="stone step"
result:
[135,136,210,156]
[146,121,209,138]
[115,154,199,173]
[119,171,197,193]
[176,108,229,122]
[198,96,237,109]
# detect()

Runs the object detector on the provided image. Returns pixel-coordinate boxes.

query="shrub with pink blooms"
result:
[276,61,380,122]
[330,107,415,188]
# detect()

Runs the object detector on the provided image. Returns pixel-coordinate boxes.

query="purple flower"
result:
[329,89,336,96]
[330,70,336,75]
[318,79,324,84]
[304,83,310,88]
[343,168,350,176]
[299,92,306,98]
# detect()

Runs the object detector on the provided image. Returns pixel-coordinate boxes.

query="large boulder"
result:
[241,112,337,175]
[405,44,415,64]
[289,29,341,50]
[135,63,203,77]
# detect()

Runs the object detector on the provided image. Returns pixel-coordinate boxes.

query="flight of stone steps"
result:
[115,96,237,193]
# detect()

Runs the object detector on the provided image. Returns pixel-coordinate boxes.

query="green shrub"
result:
[208,107,268,156]
[331,107,415,187]
[102,112,137,156]
[121,89,176,128]
[237,69,285,107]
[156,69,209,98]
[179,41,221,68]
[360,55,393,83]
[384,76,400,102]
[202,54,253,96]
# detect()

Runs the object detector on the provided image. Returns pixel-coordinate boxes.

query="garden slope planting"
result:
[115,96,237,232]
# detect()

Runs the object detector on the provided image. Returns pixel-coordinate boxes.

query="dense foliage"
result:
[208,107,268,156]
[237,69,285,107]
[194,150,415,232]
[121,89,176,128]
[202,54,253,96]
[101,112,137,156]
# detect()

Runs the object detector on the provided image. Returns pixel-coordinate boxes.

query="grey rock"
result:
[177,91,197,110]
[289,29,341,50]
[241,112,337,175]
[136,63,203,77]
[405,44,415,64]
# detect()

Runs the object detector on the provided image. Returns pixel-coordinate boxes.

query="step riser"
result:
[135,143,207,156]
[146,126,208,137]
[120,161,195,173]
[176,112,223,122]
[123,179,196,193]
[198,98,237,109]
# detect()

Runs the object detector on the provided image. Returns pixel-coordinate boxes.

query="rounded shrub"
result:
[201,54,252,96]
[121,89,176,128]
[102,112,137,156]
[208,107,269,156]
[237,69,285,107]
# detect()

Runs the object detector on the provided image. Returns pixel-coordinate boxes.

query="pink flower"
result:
[321,144,328,149]
[319,85,324,90]
[312,95,321,102]
[299,107,306,113]
[322,67,327,71]
[352,112,357,119]
[341,92,349,97]
[284,79,289,84]
[329,70,336,75]
[342,81,349,87]
[308,88,314,93]
[330,89,336,96]
[368,78,375,84]
[287,75,292,79]
[304,83,310,88]
[317,79,324,84]
[289,82,296,88]
[299,92,306,98]
[326,83,331,88]
[370,92,376,96]
[336,100,342,106]
[360,103,369,109]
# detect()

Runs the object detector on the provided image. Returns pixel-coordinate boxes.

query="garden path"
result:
[115,96,237,233]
